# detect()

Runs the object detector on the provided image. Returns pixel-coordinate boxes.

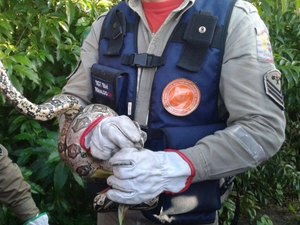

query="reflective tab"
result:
[162,78,200,116]
[228,125,267,164]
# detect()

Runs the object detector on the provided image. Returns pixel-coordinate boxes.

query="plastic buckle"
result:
[133,53,149,67]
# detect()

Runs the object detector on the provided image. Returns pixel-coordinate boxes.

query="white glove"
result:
[106,147,195,205]
[83,115,146,160]
[24,212,49,225]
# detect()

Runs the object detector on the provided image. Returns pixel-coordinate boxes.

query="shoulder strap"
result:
[100,2,137,56]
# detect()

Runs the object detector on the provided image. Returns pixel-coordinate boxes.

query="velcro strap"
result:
[183,13,217,46]
[103,10,126,56]
[121,53,164,68]
[102,22,135,40]
[170,23,224,49]
[177,13,218,72]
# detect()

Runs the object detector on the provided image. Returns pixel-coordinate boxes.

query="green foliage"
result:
[0,0,113,224]
[256,215,274,225]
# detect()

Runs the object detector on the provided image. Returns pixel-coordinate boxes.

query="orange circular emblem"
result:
[162,78,201,116]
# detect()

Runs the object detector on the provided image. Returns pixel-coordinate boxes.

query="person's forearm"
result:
[182,1,286,182]
[0,145,39,222]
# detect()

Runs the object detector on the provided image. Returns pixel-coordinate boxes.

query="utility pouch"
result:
[91,64,128,114]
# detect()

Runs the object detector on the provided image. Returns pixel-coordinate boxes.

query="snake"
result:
[0,62,116,180]
[0,62,158,224]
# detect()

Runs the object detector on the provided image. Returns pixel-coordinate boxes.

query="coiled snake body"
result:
[0,64,115,179]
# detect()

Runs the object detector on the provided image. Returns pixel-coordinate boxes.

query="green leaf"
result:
[281,0,288,13]
[14,132,35,141]
[296,0,300,11]
[13,65,40,84]
[66,0,75,26]
[72,172,85,187]
[48,151,60,163]
[59,21,69,32]
[28,181,45,195]
[0,18,13,39]
[54,161,69,191]
[14,54,35,69]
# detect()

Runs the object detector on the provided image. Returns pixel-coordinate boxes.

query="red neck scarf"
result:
[142,0,183,33]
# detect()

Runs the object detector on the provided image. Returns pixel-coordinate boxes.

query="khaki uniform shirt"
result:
[62,0,286,183]
[0,144,39,222]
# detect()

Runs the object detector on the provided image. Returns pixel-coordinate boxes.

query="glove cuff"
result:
[80,116,105,152]
[164,149,195,194]
[23,212,48,225]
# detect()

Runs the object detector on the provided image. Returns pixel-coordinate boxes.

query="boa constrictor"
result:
[0,63,158,223]
[0,63,115,179]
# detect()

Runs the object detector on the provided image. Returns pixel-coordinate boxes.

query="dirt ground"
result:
[237,205,300,225]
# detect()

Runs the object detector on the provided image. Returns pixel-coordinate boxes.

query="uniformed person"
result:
[0,144,49,225]
[60,0,286,224]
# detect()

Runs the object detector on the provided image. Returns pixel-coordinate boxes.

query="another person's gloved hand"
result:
[81,115,146,160]
[24,212,49,225]
[106,147,195,205]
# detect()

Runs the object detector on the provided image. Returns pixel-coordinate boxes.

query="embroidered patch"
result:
[255,26,274,63]
[162,78,200,116]
[264,70,284,110]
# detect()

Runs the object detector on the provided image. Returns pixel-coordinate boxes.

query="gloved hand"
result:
[24,212,49,225]
[106,147,195,205]
[81,115,146,160]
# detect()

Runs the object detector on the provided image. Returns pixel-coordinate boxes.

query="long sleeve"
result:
[0,144,39,222]
[182,1,286,181]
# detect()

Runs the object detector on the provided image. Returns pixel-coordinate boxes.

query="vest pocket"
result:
[91,64,128,115]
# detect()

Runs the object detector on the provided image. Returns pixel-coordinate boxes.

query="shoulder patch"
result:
[255,17,274,63]
[264,70,284,110]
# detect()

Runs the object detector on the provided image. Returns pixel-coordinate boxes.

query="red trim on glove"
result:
[165,149,196,194]
[80,116,105,153]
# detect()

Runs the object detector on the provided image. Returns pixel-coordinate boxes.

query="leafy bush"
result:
[0,0,112,224]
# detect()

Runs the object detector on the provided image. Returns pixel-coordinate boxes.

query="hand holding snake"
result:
[0,62,158,225]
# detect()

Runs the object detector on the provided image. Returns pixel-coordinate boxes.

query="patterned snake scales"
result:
[0,63,158,224]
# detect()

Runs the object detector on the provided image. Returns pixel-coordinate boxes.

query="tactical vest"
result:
[91,0,236,224]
